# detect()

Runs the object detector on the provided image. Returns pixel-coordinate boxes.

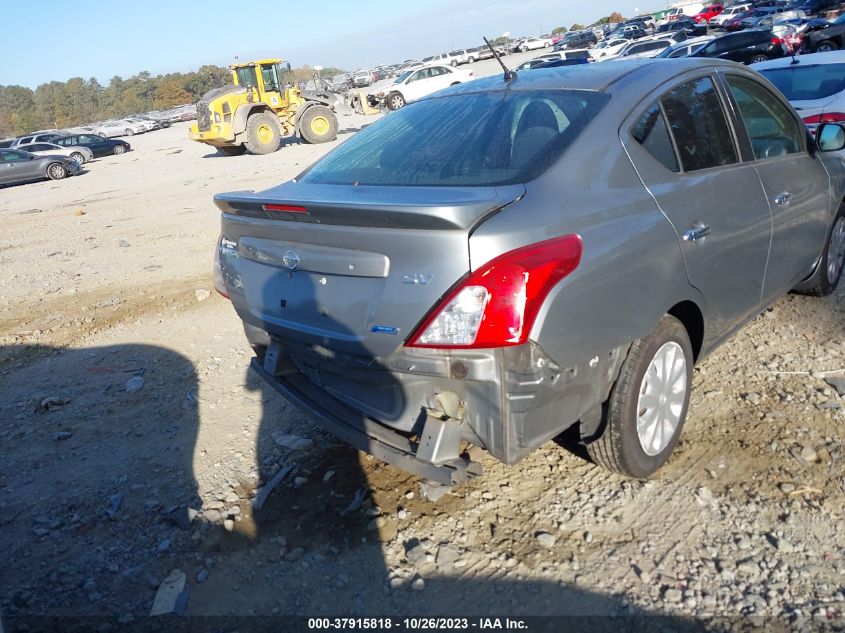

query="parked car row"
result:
[0,132,131,187]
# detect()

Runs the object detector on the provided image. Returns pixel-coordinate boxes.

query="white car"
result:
[596,38,670,62]
[753,51,845,135]
[519,36,553,52]
[94,120,147,138]
[656,35,715,58]
[369,64,474,111]
[532,49,592,62]
[590,38,630,60]
[710,4,750,26]
[16,142,93,164]
[124,117,156,132]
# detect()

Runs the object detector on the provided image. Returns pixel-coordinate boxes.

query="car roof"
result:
[753,48,845,69]
[433,57,741,97]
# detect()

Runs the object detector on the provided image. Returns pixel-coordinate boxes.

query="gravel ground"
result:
[1,65,845,630]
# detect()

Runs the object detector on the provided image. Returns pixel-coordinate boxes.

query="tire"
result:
[217,145,247,156]
[749,54,769,64]
[244,112,282,155]
[815,40,838,52]
[46,162,68,180]
[386,92,406,111]
[69,152,85,164]
[125,128,135,136]
[585,315,693,478]
[793,205,845,296]
[298,105,338,144]
[451,60,458,66]
[113,145,126,155]
[99,132,107,138]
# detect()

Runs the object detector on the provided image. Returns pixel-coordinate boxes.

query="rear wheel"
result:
[793,205,845,296]
[298,105,338,144]
[125,128,135,136]
[815,40,838,52]
[217,145,247,156]
[386,92,406,111]
[749,54,769,64]
[244,112,281,155]
[585,315,693,478]
[69,152,85,164]
[113,145,126,155]
[46,162,68,180]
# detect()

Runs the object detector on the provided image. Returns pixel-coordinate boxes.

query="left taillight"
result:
[213,237,229,299]
[407,235,582,349]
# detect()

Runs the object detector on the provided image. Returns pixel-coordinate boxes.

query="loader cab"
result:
[231,59,292,108]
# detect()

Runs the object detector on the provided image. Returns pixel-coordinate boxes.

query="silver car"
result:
[0,148,81,185]
[213,59,845,488]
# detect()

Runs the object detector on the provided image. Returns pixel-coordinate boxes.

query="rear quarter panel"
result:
[469,112,701,373]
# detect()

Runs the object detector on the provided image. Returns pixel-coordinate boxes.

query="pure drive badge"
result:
[282,250,300,271]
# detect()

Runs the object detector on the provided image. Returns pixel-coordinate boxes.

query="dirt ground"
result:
[2,80,845,630]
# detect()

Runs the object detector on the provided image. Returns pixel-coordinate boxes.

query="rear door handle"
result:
[683,222,711,242]
[774,192,791,207]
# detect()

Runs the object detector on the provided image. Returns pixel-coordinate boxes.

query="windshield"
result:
[759,63,845,100]
[299,90,609,187]
[234,66,257,87]
[261,64,281,92]
[394,71,412,84]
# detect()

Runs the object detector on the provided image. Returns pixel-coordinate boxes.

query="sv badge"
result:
[402,274,433,286]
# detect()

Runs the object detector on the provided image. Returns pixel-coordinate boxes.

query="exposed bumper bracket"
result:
[250,358,482,486]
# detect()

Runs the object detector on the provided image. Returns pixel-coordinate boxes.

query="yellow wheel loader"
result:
[189,58,340,155]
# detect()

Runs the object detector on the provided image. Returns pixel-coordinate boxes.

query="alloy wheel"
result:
[636,341,687,456]
[827,217,845,284]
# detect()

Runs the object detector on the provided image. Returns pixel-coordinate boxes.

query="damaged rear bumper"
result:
[250,357,481,486]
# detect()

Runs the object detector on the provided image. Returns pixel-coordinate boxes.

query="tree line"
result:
[0,64,344,138]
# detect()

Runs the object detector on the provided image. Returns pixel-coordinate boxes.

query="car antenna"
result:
[484,36,517,82]
[790,53,800,65]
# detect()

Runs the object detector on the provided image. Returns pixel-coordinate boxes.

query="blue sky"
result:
[1,0,646,88]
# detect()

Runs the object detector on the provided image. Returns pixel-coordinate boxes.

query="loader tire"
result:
[298,105,338,144]
[244,113,281,155]
[217,145,247,157]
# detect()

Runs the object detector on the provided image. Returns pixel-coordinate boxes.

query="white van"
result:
[659,3,705,25]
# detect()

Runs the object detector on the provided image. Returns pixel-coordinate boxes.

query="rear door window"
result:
[660,77,738,171]
[631,102,680,172]
[725,74,803,159]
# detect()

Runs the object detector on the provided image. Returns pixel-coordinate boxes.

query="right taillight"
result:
[803,112,845,125]
[804,112,845,134]
[407,235,582,349]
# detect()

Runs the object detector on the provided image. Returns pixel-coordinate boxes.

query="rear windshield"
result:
[299,89,609,187]
[759,63,845,100]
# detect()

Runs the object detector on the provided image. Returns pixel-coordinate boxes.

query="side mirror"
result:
[817,122,845,152]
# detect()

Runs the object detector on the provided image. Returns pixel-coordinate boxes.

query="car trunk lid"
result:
[216,182,524,358]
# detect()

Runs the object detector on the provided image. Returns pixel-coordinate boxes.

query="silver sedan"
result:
[212,58,845,487]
